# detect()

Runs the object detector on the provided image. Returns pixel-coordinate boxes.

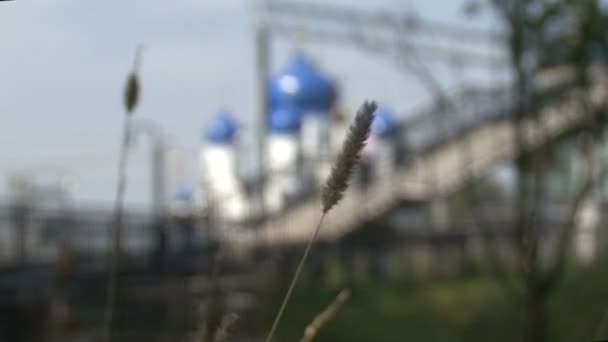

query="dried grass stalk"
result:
[124,73,140,114]
[103,45,143,342]
[124,46,143,114]
[322,101,377,213]
[300,289,351,342]
[265,101,375,342]
[213,313,239,342]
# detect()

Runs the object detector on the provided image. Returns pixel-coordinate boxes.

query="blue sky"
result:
[0,0,499,208]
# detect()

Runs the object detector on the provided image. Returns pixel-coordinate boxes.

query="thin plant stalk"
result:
[264,101,376,342]
[300,288,350,342]
[265,213,326,342]
[213,313,239,342]
[103,115,133,342]
[103,46,143,342]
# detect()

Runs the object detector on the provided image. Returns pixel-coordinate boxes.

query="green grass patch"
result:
[264,257,608,342]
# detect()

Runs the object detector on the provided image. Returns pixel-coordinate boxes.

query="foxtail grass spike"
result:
[265,101,375,342]
[124,45,143,114]
[124,73,139,114]
[322,101,376,213]
[104,45,143,342]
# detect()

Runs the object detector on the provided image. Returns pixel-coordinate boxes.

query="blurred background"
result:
[1,0,608,341]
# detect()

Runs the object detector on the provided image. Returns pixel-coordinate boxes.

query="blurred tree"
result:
[463,1,608,341]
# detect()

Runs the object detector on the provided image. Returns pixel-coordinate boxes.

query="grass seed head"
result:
[123,45,143,115]
[124,73,139,114]
[321,101,376,213]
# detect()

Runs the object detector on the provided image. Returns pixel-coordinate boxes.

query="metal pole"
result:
[254,20,270,218]
[151,138,166,218]
[131,119,167,218]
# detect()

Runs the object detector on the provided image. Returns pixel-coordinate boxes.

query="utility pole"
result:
[131,119,168,267]
[252,7,270,219]
[151,136,166,218]
[132,119,167,219]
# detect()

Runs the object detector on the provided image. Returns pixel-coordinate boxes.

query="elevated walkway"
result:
[220,66,606,249]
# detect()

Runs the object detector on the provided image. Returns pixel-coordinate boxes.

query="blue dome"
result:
[269,103,302,134]
[371,106,398,138]
[204,110,238,143]
[268,53,337,113]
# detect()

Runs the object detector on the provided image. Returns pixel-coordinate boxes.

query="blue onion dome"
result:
[269,103,302,134]
[204,110,238,144]
[371,106,398,138]
[268,52,337,113]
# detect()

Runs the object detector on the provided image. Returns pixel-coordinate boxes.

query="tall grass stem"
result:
[103,115,133,342]
[265,213,326,342]
[103,45,142,342]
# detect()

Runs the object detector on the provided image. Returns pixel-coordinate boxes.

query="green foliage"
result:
[465,0,608,71]
[264,257,608,342]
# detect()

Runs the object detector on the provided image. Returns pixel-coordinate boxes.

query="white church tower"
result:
[200,110,247,222]
[265,103,303,214]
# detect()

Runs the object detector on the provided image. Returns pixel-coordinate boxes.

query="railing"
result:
[0,65,595,258]
[218,66,603,248]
